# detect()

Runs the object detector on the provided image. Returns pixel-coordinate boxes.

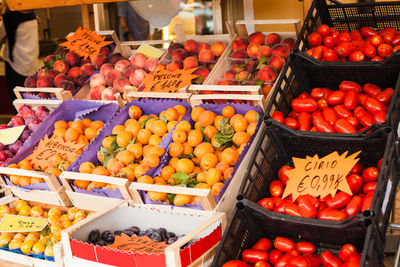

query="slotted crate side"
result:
[295,0,400,64]
[237,125,397,245]
[212,205,383,267]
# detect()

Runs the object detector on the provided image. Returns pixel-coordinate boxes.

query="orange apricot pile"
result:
[7,119,104,186]
[140,106,260,207]
[77,105,187,191]
[0,200,88,257]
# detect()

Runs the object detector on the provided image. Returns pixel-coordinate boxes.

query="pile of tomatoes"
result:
[306,25,400,61]
[271,80,393,133]
[257,159,381,221]
[222,236,361,267]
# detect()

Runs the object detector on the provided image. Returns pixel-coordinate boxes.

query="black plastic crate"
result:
[294,0,400,64]
[237,125,399,246]
[211,205,384,267]
[265,53,400,138]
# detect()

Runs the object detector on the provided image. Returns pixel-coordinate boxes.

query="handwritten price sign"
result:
[60,27,112,62]
[143,68,198,93]
[0,214,48,232]
[282,151,360,201]
[30,135,85,170]
[107,233,167,254]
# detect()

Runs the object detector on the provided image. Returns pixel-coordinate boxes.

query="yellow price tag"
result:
[135,44,164,59]
[0,214,48,232]
[0,126,25,145]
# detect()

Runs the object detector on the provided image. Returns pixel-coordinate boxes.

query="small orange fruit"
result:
[151,120,167,136]
[245,110,260,123]
[169,157,179,170]
[168,142,184,158]
[224,167,234,179]
[137,175,153,184]
[206,168,222,186]
[134,164,150,179]
[174,194,192,206]
[198,110,216,127]
[194,142,214,160]
[119,167,135,181]
[142,144,155,157]
[191,107,205,122]
[233,117,248,132]
[19,177,31,186]
[48,154,63,167]
[247,122,257,136]
[92,166,110,176]
[149,146,165,157]
[195,182,210,189]
[116,150,135,165]
[142,154,160,168]
[129,105,142,119]
[124,119,136,127]
[116,131,133,148]
[182,142,193,155]
[81,118,92,128]
[230,114,244,125]
[167,121,178,132]
[106,159,125,175]
[174,105,187,115]
[203,126,218,140]
[172,128,186,143]
[74,180,90,189]
[232,132,251,146]
[211,182,224,196]
[70,120,83,130]
[137,129,152,145]
[77,135,89,145]
[214,115,225,130]
[215,161,230,175]
[112,125,125,135]
[125,121,141,137]
[54,120,68,129]
[127,143,143,159]
[102,136,116,150]
[53,128,66,138]
[176,158,194,174]
[200,153,219,170]
[148,191,167,201]
[222,106,235,118]
[90,120,104,130]
[187,129,203,147]
[79,162,95,174]
[165,108,179,121]
[221,147,239,166]
[160,166,175,180]
[31,177,45,184]
[149,134,161,146]
[176,121,191,132]
[197,172,207,182]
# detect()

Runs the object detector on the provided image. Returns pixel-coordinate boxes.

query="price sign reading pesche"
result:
[0,214,48,232]
[282,151,360,201]
[60,27,112,62]
[30,135,86,170]
[107,233,167,254]
[143,68,198,92]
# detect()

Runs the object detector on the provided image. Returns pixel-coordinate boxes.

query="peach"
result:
[80,63,95,77]
[224,70,236,80]
[184,39,198,54]
[80,58,91,65]
[65,51,80,67]
[105,69,123,86]
[282,37,296,50]
[109,53,124,65]
[24,75,37,87]
[46,69,60,80]
[37,69,46,78]
[257,45,272,60]
[100,63,114,76]
[249,31,265,44]
[115,59,131,72]
[256,65,277,83]
[271,44,290,58]
[262,83,273,97]
[268,55,285,72]
[232,38,248,51]
[44,55,55,65]
[153,63,166,73]
[245,60,257,72]
[101,87,117,100]
[113,76,131,92]
[199,50,215,63]
[89,85,105,100]
[92,54,107,69]
[100,46,111,57]
[129,69,146,87]
[90,73,106,88]
[53,60,69,74]
[265,33,281,46]
[36,75,54,88]
[73,75,88,87]
[166,62,181,72]
[232,50,248,63]
[198,42,211,53]
[68,67,81,79]
[183,56,198,69]
[216,80,238,85]
[237,71,250,81]
[168,42,184,53]
[246,43,261,59]
[123,65,137,78]
[211,41,226,57]
[144,58,159,73]
[54,73,69,87]
[130,53,147,68]
[193,67,210,84]
[59,80,75,91]
[231,62,245,73]
[171,48,188,61]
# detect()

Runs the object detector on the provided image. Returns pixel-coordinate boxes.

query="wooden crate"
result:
[125,90,192,103]
[59,171,132,212]
[5,0,127,11]
[119,40,170,58]
[0,167,72,207]
[61,201,226,267]
[13,86,73,101]
[13,99,63,112]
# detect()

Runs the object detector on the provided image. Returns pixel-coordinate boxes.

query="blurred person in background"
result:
[118,1,149,41]
[0,4,38,104]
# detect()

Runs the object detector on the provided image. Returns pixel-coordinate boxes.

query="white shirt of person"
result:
[0,19,39,77]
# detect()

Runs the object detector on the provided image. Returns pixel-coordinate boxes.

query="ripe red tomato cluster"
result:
[257,159,382,221]
[222,236,361,267]
[306,24,400,61]
[271,80,394,133]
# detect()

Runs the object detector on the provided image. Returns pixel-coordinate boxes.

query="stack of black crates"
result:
[212,0,400,266]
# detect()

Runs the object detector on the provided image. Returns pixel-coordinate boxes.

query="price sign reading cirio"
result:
[143,68,198,92]
[107,233,167,254]
[60,27,112,62]
[0,214,48,232]
[30,135,85,170]
[282,151,361,201]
